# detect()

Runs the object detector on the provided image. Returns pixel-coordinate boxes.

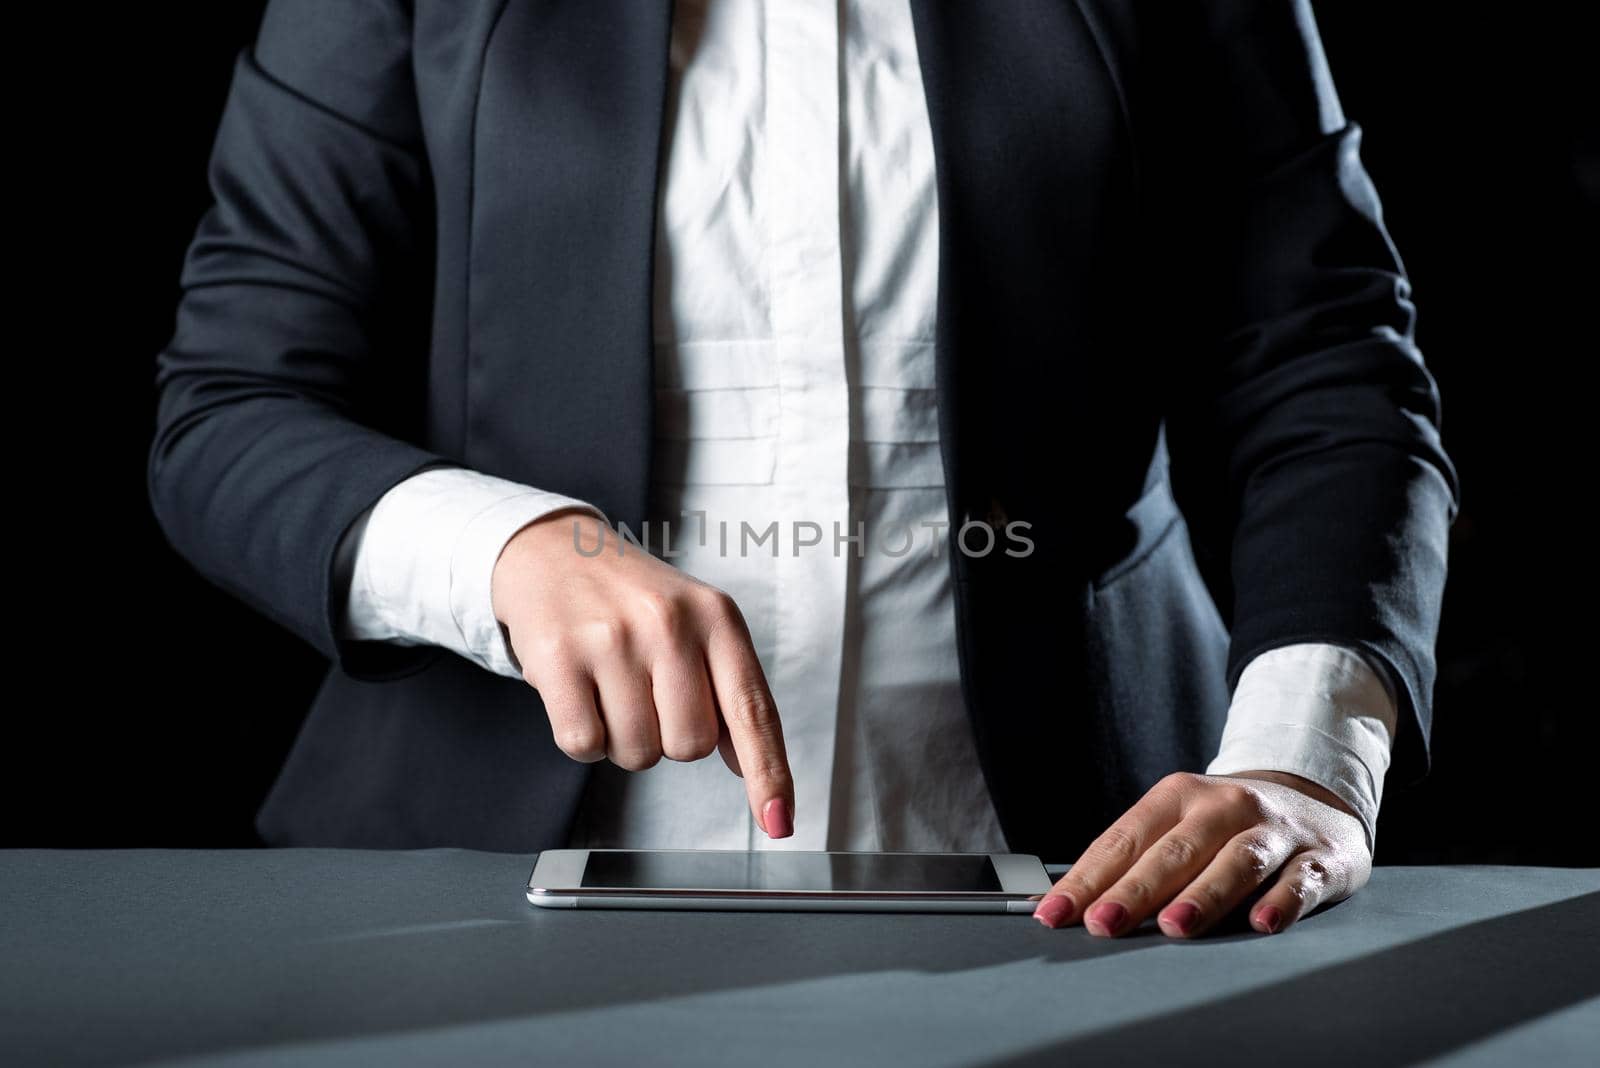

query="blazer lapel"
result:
[461,0,1135,542]
[907,0,1136,535]
[467,0,675,524]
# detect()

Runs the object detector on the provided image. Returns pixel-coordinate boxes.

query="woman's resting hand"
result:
[1033,770,1371,937]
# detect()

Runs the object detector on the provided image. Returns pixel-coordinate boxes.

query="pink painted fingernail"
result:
[1160,902,1201,936]
[1255,905,1283,934]
[1085,901,1129,936]
[1033,894,1075,929]
[761,798,793,839]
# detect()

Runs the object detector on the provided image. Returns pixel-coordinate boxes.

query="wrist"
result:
[491,508,608,623]
[1211,643,1395,852]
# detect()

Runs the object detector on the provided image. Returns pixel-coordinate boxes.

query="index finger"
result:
[704,619,794,839]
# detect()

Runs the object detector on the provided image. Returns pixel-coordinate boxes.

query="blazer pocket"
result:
[1089,474,1183,593]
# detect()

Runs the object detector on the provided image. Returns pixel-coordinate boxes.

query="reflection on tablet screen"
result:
[579,851,1002,893]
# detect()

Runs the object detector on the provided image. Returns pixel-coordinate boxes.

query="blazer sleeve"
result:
[148,0,448,677]
[1150,0,1462,782]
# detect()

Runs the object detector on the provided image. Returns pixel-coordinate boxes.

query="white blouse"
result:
[564,0,1005,852]
[339,0,1398,850]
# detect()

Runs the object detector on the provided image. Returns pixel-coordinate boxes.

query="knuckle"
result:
[1221,783,1271,820]
[745,743,790,786]
[693,585,741,623]
[1157,771,1200,797]
[1158,834,1200,868]
[1092,826,1140,865]
[1117,877,1155,906]
[610,745,662,772]
[1190,880,1228,911]
[526,633,575,672]
[1152,770,1203,805]
[1319,829,1352,856]
[725,681,778,729]
[1233,837,1279,880]
[555,723,606,761]
[580,618,629,657]
[1284,858,1336,906]
[663,728,720,762]
[636,590,687,635]
[726,713,790,784]
[1056,872,1096,901]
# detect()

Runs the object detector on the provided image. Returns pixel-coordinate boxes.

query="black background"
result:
[9,3,1593,864]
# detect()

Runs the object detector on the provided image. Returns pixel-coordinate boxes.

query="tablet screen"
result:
[579,850,1003,894]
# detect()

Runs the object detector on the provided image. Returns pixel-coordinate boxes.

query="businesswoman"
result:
[151,0,1456,937]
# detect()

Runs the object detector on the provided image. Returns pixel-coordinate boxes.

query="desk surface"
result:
[2,850,1596,1067]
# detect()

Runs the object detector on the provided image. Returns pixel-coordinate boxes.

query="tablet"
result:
[527,848,1052,912]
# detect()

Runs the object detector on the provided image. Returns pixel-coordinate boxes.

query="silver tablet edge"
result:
[527,889,1031,913]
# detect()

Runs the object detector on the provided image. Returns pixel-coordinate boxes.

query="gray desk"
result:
[2,851,1596,1066]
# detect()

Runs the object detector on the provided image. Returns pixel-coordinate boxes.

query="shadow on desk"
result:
[291,902,1165,1019]
[3,849,1160,1066]
[5,852,1597,1067]
[984,892,1600,1067]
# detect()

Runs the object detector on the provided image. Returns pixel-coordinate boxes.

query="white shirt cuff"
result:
[340,467,605,678]
[1207,643,1398,850]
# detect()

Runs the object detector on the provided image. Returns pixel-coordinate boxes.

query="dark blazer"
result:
[150,0,1458,855]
